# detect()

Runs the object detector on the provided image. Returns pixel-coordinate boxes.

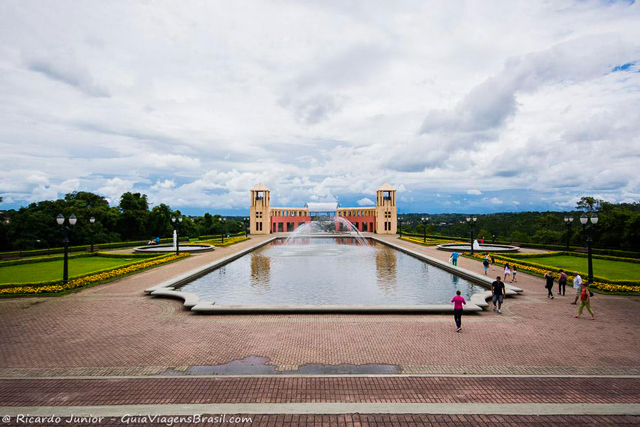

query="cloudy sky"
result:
[1,0,639,215]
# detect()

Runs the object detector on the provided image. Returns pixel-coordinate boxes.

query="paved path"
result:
[1,234,639,425]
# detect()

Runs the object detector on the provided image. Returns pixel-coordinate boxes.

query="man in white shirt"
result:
[572,272,582,305]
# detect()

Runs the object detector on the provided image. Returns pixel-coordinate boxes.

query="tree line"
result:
[401,197,640,250]
[0,191,245,251]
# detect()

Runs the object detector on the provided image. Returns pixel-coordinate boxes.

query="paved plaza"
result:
[1,235,639,426]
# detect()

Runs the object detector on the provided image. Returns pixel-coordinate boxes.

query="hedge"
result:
[504,251,640,264]
[0,232,249,259]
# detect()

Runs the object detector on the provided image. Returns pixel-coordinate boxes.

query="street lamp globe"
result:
[580,213,588,225]
[591,214,599,225]
[179,217,183,223]
[69,214,77,226]
[472,216,477,222]
[171,216,176,223]
[90,217,95,224]
[466,217,471,222]
[56,214,65,225]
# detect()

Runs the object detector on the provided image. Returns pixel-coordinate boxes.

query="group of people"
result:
[451,262,595,333]
[450,275,506,332]
[544,270,595,319]
[481,254,517,282]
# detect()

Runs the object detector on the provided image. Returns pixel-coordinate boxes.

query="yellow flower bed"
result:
[199,236,249,246]
[0,253,190,296]
[400,236,465,246]
[470,253,640,294]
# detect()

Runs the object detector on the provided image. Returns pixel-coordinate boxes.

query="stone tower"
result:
[250,183,270,235]
[375,183,397,234]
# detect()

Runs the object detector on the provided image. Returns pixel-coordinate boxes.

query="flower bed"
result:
[399,235,465,247]
[199,236,249,247]
[470,253,640,294]
[0,253,190,296]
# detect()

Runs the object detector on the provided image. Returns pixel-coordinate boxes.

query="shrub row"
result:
[0,231,249,259]
[504,251,640,264]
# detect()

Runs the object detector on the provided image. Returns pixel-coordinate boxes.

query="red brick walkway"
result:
[2,377,639,406]
[3,414,640,426]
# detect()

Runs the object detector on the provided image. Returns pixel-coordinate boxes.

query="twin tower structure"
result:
[249,183,397,235]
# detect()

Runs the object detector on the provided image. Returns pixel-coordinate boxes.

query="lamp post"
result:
[563,215,573,251]
[56,213,77,284]
[580,213,598,284]
[243,217,249,237]
[171,216,183,255]
[421,217,429,243]
[398,216,403,238]
[466,216,478,255]
[89,216,95,253]
[221,217,226,244]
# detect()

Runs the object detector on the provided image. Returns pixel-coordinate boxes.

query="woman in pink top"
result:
[451,290,466,332]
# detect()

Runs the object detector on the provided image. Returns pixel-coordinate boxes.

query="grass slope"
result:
[0,257,140,284]
[522,255,640,281]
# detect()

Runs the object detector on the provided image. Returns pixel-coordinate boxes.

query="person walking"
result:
[504,263,512,282]
[574,283,595,320]
[512,265,518,283]
[558,269,568,296]
[451,290,466,332]
[491,276,506,314]
[572,272,583,305]
[451,250,459,266]
[544,271,555,299]
[482,256,489,275]
[490,254,496,271]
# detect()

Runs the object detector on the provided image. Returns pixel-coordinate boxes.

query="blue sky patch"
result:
[611,62,636,72]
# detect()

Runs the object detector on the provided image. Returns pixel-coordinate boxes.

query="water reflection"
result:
[375,247,397,292]
[250,253,270,290]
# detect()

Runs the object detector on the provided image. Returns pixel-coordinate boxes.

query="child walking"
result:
[451,290,466,332]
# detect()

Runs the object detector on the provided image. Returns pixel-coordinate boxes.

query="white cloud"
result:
[97,177,136,204]
[357,197,375,206]
[0,1,639,213]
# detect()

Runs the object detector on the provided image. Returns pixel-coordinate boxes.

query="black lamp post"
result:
[466,216,478,255]
[244,217,249,237]
[421,217,429,243]
[57,213,77,284]
[89,216,95,253]
[171,216,183,255]
[398,216,403,238]
[221,217,226,244]
[580,213,598,284]
[563,215,573,251]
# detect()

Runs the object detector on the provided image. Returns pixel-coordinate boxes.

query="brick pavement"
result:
[3,414,640,426]
[2,377,639,406]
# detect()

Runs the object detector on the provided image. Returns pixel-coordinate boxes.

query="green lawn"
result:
[522,255,640,281]
[0,257,140,284]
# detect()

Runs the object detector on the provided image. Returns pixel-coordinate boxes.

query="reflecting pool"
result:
[179,238,482,305]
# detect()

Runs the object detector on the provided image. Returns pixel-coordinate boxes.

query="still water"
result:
[179,238,482,305]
